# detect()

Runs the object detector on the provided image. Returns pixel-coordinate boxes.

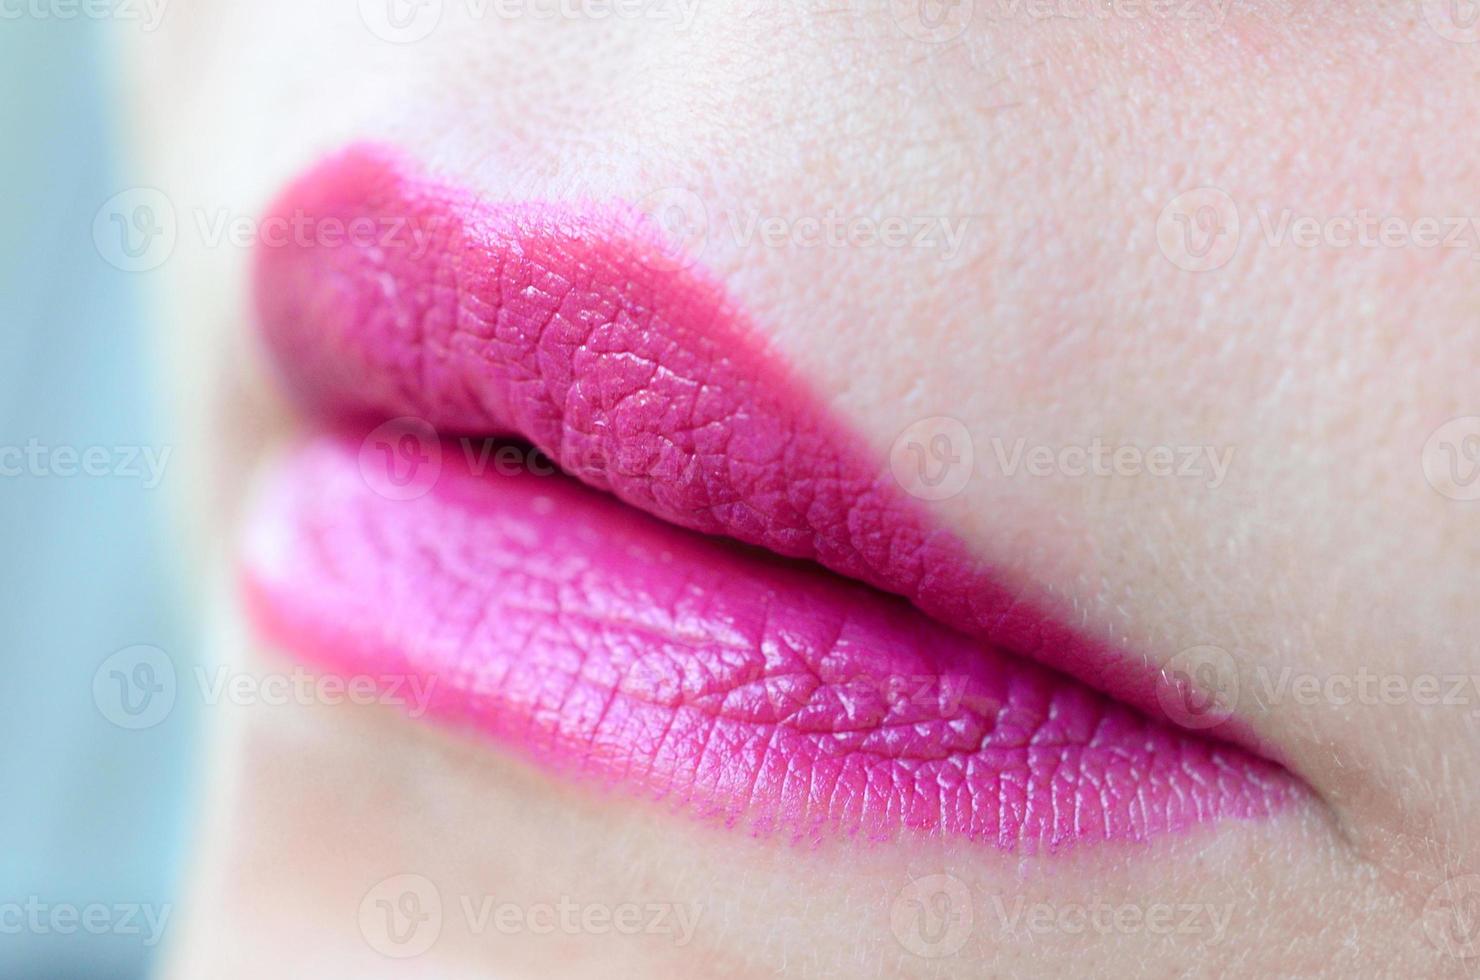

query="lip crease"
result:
[244,143,1299,849]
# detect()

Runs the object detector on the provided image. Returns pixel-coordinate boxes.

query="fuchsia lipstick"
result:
[245,144,1297,848]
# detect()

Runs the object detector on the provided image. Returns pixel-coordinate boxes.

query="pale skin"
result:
[121,1,1479,975]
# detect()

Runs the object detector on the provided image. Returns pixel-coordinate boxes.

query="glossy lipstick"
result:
[245,144,1297,848]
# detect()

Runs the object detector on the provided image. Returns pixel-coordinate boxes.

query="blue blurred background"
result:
[0,14,193,980]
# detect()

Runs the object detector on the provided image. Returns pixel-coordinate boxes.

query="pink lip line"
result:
[245,144,1297,847]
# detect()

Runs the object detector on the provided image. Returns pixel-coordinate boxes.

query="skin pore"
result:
[122,1,1480,975]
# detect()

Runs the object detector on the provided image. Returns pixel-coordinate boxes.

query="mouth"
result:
[243,143,1298,851]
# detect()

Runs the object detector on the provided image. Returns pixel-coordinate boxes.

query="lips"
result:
[244,143,1297,849]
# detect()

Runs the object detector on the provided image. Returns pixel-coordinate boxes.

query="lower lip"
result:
[242,429,1297,850]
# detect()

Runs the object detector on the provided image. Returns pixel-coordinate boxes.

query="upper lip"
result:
[253,141,1276,764]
